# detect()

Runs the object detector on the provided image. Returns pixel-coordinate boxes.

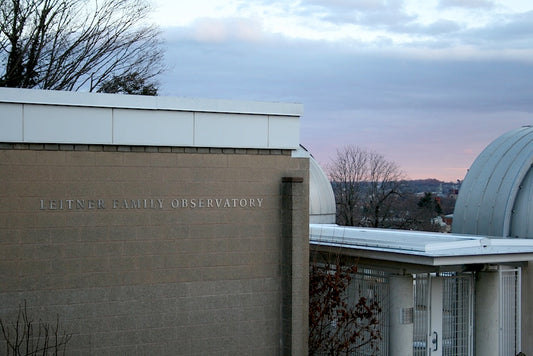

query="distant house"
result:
[442,213,454,226]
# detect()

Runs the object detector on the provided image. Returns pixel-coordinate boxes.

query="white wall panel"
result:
[113,109,194,146]
[24,105,112,144]
[194,113,268,148]
[0,103,23,141]
[0,88,302,149]
[268,116,300,148]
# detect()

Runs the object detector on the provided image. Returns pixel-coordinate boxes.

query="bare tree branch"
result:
[0,300,71,355]
[309,261,383,355]
[0,0,164,92]
[328,145,405,227]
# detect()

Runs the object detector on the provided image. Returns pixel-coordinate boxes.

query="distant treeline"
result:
[330,179,460,196]
[400,179,461,195]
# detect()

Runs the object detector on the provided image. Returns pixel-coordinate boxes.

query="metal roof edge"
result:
[0,87,303,116]
[309,223,533,266]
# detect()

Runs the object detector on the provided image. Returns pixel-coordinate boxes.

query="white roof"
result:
[310,224,533,266]
[0,87,302,149]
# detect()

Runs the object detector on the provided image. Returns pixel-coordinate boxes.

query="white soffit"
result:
[0,87,303,149]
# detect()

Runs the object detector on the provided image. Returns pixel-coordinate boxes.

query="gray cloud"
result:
[240,0,532,51]
[161,30,533,112]
[160,11,533,179]
[438,0,495,9]
[460,10,533,49]
[389,18,463,36]
[302,0,416,27]
[237,0,417,29]
[166,0,533,53]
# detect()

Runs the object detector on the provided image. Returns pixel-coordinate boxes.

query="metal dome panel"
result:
[453,126,533,238]
[510,164,533,238]
[309,155,336,224]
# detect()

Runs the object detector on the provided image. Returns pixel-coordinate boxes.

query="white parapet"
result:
[0,87,303,149]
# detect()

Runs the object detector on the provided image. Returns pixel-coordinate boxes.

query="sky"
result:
[150,0,533,182]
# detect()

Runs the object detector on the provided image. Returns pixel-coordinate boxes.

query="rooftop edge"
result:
[0,87,303,116]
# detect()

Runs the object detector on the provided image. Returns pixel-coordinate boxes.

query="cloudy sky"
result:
[150,0,533,181]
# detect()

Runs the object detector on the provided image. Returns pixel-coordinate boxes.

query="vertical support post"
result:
[475,270,500,355]
[521,263,532,354]
[281,176,309,355]
[389,274,414,356]
[429,277,443,356]
[498,267,521,355]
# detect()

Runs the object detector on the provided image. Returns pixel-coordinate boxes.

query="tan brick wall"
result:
[0,146,309,355]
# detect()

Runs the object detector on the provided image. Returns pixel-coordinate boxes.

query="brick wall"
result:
[0,145,309,355]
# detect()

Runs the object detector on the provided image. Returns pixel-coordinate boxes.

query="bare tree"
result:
[328,146,368,226]
[0,300,71,355]
[364,150,404,227]
[0,0,164,92]
[97,71,158,95]
[328,145,405,227]
[309,261,382,355]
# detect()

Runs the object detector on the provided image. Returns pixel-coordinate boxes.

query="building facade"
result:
[0,88,309,355]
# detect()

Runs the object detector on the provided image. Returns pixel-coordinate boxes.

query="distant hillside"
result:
[401,179,460,195]
[330,178,461,196]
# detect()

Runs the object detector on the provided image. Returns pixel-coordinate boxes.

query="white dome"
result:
[453,126,533,238]
[309,154,336,224]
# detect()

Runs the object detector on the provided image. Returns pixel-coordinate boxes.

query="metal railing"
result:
[413,273,474,356]
[347,267,390,356]
[499,267,521,356]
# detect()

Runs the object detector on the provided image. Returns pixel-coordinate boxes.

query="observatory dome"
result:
[453,126,533,238]
[309,156,336,224]
[293,146,336,224]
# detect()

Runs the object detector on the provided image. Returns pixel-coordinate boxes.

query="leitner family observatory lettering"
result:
[39,198,265,211]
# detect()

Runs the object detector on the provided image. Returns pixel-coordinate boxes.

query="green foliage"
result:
[97,72,158,95]
[417,192,442,214]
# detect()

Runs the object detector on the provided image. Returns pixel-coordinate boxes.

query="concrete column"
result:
[389,275,414,356]
[521,262,533,355]
[281,176,309,355]
[475,270,500,356]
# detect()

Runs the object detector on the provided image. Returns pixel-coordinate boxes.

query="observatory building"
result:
[453,125,533,355]
[0,87,309,355]
[309,126,533,355]
[3,85,533,355]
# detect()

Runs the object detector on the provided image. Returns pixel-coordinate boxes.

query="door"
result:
[429,277,443,356]
[414,273,473,356]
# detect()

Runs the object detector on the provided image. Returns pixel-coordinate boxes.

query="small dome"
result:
[309,154,336,224]
[453,126,533,238]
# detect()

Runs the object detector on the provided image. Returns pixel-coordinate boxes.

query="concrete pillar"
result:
[389,275,414,356]
[475,270,500,356]
[281,176,309,355]
[521,262,533,355]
